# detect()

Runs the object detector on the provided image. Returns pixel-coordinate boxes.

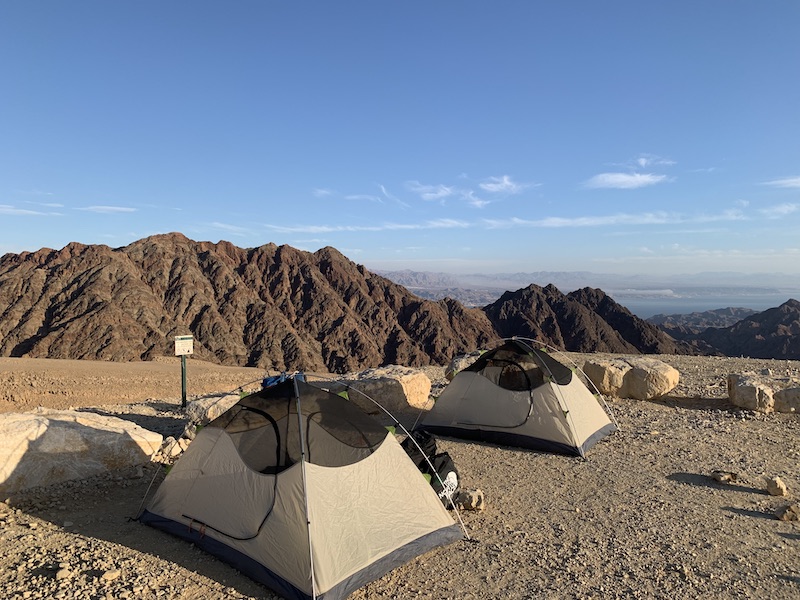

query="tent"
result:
[419,338,616,457]
[139,375,462,600]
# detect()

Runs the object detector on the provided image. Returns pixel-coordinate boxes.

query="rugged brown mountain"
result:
[482,284,695,355]
[690,299,800,360]
[0,234,497,372]
[0,234,704,370]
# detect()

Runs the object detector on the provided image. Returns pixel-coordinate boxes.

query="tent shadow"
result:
[1,412,275,599]
[666,472,766,495]
[6,470,277,599]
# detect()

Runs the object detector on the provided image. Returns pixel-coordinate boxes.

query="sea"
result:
[607,289,799,319]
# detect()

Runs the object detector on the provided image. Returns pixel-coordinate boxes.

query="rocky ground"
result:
[0,354,798,599]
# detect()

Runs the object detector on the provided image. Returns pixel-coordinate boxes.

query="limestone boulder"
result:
[0,408,163,495]
[583,357,679,400]
[185,393,241,424]
[338,366,433,415]
[445,351,483,381]
[774,387,800,413]
[727,373,775,413]
[727,372,800,414]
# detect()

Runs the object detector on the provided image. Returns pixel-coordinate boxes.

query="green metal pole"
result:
[181,354,187,409]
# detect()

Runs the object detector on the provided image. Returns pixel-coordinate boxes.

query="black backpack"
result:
[400,430,437,471]
[401,431,459,504]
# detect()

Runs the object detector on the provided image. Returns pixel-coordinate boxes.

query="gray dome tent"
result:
[140,376,461,600]
[420,338,616,457]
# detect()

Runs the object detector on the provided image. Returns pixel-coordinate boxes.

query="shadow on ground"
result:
[667,472,766,495]
[7,471,276,599]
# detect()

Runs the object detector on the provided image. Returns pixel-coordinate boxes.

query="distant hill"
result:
[688,300,800,360]
[4,234,797,369]
[647,307,757,334]
[482,284,690,355]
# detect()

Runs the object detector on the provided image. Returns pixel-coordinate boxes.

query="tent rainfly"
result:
[419,338,617,457]
[139,376,462,600]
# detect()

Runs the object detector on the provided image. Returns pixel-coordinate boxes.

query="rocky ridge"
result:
[0,234,695,373]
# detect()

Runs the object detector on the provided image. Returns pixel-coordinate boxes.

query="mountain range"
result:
[1,234,798,370]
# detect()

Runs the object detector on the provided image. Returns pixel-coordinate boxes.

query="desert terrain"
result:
[0,353,798,599]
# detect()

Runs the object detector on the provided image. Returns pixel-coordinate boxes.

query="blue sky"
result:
[2,1,799,277]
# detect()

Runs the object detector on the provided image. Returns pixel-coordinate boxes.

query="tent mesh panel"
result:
[207,380,388,471]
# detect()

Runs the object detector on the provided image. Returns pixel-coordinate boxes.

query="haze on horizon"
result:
[2,3,799,279]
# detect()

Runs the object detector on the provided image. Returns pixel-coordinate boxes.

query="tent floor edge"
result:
[138,510,312,600]
[579,422,618,455]
[323,523,464,600]
[138,513,462,600]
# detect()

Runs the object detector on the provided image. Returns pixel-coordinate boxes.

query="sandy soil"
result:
[1,354,798,599]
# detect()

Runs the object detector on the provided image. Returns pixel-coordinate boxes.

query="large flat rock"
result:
[0,408,163,495]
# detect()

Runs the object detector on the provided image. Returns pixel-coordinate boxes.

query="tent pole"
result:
[293,375,317,599]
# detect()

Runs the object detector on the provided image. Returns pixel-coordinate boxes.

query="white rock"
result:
[445,351,483,381]
[767,476,788,497]
[101,569,122,581]
[338,366,433,414]
[774,387,800,413]
[0,409,163,495]
[583,357,679,400]
[727,373,775,413]
[184,393,241,424]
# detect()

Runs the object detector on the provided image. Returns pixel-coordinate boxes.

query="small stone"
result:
[101,569,122,581]
[55,567,72,580]
[454,488,485,511]
[775,503,800,522]
[766,476,788,497]
[711,470,738,483]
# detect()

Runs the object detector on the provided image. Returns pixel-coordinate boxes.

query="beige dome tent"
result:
[140,376,462,600]
[420,338,616,458]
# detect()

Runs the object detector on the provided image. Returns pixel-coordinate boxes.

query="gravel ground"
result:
[1,354,798,599]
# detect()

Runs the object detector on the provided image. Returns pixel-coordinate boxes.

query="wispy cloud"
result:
[263,218,471,234]
[14,189,55,197]
[479,175,527,194]
[483,208,746,229]
[763,177,800,188]
[584,173,668,189]
[344,194,382,202]
[405,181,455,202]
[484,212,680,228]
[0,204,60,216]
[312,188,334,197]
[75,205,136,214]
[379,184,410,209]
[694,208,747,222]
[634,154,675,168]
[210,222,251,235]
[23,200,64,208]
[460,190,490,208]
[759,203,799,218]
